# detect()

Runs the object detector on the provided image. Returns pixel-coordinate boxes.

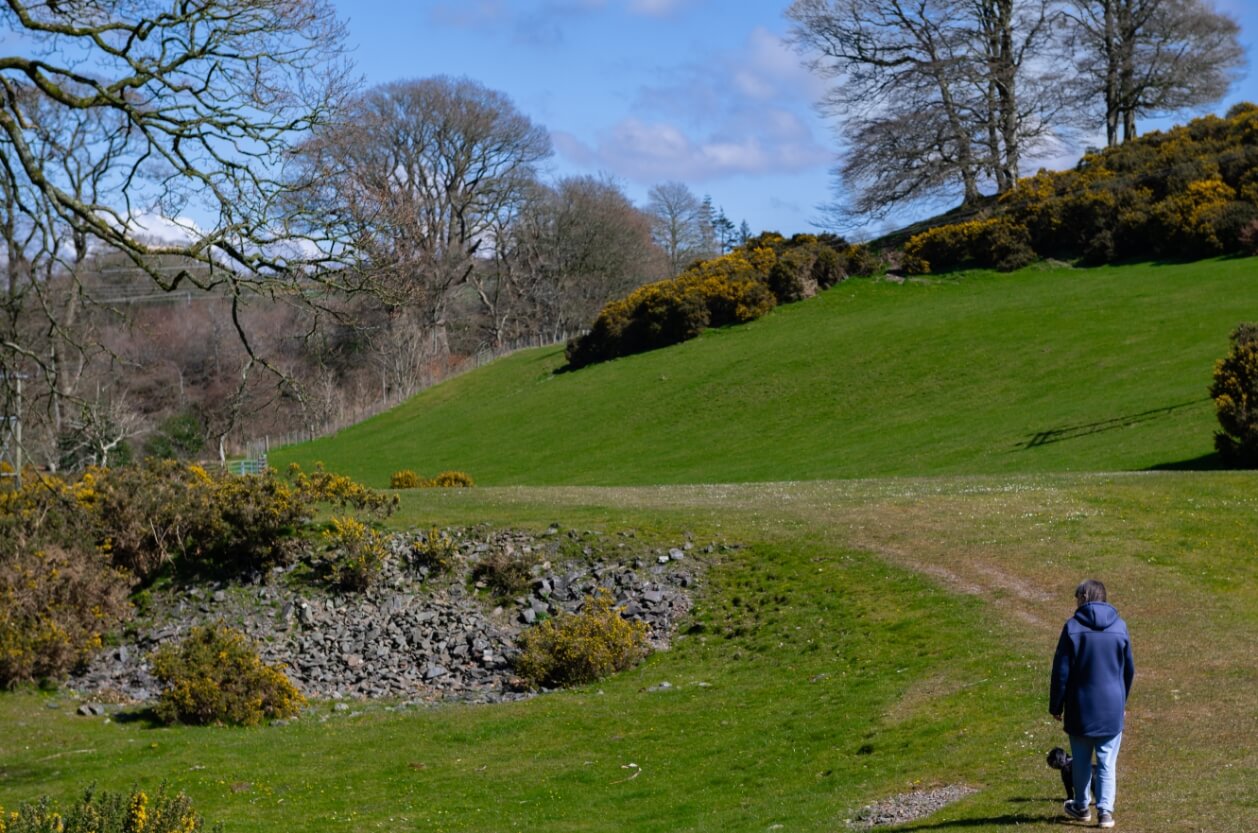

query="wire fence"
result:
[254,330,580,455]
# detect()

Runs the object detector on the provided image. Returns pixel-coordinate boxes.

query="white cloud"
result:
[557,26,832,182]
[557,116,830,182]
[126,213,204,246]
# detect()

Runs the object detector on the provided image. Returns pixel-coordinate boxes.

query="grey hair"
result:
[1075,579,1108,604]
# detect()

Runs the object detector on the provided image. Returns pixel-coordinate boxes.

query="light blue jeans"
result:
[1068,732,1123,813]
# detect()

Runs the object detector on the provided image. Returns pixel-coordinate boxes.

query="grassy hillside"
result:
[3,474,1255,831]
[275,258,1258,486]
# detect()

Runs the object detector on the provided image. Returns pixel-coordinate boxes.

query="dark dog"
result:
[1047,747,1097,803]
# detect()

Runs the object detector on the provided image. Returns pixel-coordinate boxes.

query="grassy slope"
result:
[2,474,1255,831]
[274,258,1258,487]
[6,261,1258,831]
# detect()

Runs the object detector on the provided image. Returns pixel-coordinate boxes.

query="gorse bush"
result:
[565,233,856,368]
[387,470,475,490]
[321,516,390,591]
[0,544,132,687]
[1,462,391,684]
[903,217,1035,274]
[390,469,424,489]
[151,624,304,726]
[84,461,220,583]
[993,105,1258,265]
[408,526,458,574]
[431,470,475,488]
[1210,323,1258,466]
[515,590,651,689]
[287,462,397,516]
[0,784,222,833]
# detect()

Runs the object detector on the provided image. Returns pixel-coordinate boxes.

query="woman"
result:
[1049,579,1135,828]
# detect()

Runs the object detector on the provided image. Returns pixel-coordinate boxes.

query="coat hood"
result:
[1073,601,1120,631]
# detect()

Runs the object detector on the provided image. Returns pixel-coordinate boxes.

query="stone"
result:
[669,548,685,560]
[63,525,715,707]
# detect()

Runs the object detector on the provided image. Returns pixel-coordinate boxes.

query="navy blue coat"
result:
[1050,602,1135,738]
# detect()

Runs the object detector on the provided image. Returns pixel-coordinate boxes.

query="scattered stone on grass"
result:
[848,784,979,828]
[70,527,718,707]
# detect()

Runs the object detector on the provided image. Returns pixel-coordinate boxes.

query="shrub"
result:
[390,469,426,489]
[811,245,845,288]
[0,545,132,686]
[144,411,205,461]
[408,526,458,574]
[86,461,219,583]
[321,516,390,592]
[767,248,818,303]
[1151,176,1237,256]
[0,785,223,833]
[1210,323,1258,466]
[431,470,475,488]
[193,467,310,577]
[151,624,304,726]
[843,243,881,277]
[514,590,650,689]
[471,545,541,598]
[288,463,397,517]
[82,462,313,582]
[0,471,96,561]
[903,217,1034,273]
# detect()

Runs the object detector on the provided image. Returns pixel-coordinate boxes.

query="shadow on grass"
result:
[895,815,1061,830]
[1146,451,1229,471]
[112,706,165,728]
[896,799,1063,830]
[1021,399,1207,449]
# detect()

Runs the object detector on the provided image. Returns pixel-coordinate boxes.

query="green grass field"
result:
[2,475,1256,831]
[274,258,1258,487]
[5,260,1258,831]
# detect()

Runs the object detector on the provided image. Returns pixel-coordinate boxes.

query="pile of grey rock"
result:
[70,527,724,705]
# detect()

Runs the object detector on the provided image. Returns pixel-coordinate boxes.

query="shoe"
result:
[1098,810,1115,828]
[1062,800,1090,822]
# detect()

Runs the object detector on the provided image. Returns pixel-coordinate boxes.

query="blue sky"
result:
[337,1,1258,238]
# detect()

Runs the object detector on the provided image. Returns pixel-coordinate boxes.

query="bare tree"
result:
[472,175,665,345]
[297,76,552,361]
[0,0,355,466]
[645,181,710,274]
[1065,0,1244,146]
[789,0,986,216]
[788,0,1066,218]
